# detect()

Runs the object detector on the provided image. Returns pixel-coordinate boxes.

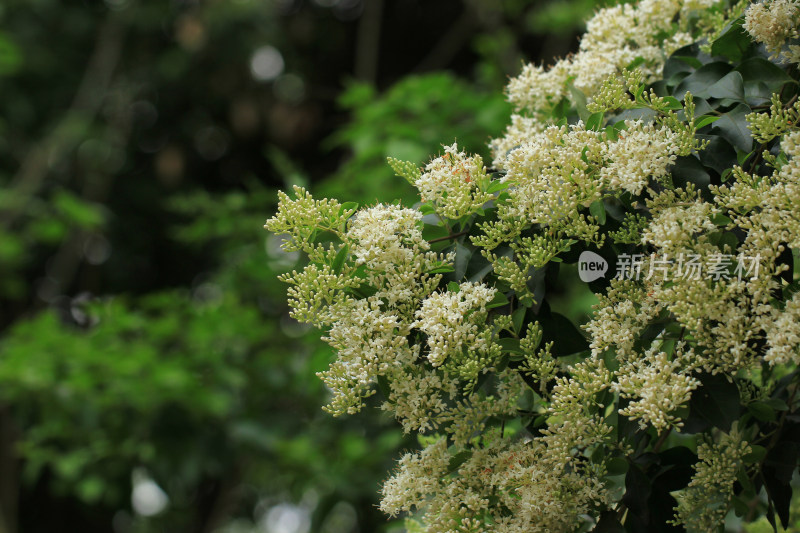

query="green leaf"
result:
[339,201,359,216]
[586,111,605,131]
[447,451,472,473]
[764,398,789,411]
[626,56,646,71]
[707,71,745,102]
[606,456,629,476]
[673,62,733,100]
[732,496,750,517]
[422,223,449,242]
[687,373,741,432]
[447,281,460,293]
[511,307,526,335]
[376,374,392,399]
[332,245,348,274]
[670,155,711,199]
[497,337,523,354]
[467,251,494,282]
[53,190,104,229]
[539,312,590,357]
[568,83,590,122]
[712,103,753,152]
[742,444,767,464]
[710,17,751,62]
[487,292,510,309]
[487,180,507,194]
[696,134,738,176]
[663,54,702,80]
[662,96,683,110]
[589,200,606,225]
[748,400,777,422]
[735,58,796,100]
[453,242,472,280]
[694,115,720,129]
[711,213,732,226]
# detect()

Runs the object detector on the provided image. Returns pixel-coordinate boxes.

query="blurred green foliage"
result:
[0,0,605,531]
[319,73,511,203]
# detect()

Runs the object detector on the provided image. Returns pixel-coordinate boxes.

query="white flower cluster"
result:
[744,0,800,61]
[615,345,700,431]
[674,429,751,530]
[266,0,800,529]
[413,281,496,368]
[415,144,494,220]
[600,120,681,195]
[382,429,611,532]
[765,291,800,365]
[506,0,703,115]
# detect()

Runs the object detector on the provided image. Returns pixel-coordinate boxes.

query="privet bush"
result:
[266,0,800,530]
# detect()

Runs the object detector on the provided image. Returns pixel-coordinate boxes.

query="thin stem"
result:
[428,229,470,244]
[653,428,672,453]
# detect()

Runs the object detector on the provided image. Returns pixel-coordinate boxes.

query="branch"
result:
[354,0,383,84]
[2,13,124,227]
[428,229,470,244]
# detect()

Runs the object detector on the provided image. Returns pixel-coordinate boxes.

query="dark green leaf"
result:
[735,58,796,102]
[607,456,629,476]
[453,242,472,280]
[708,71,745,102]
[663,54,703,80]
[748,401,777,422]
[590,200,606,225]
[512,307,526,335]
[594,511,625,533]
[569,83,590,122]
[448,451,472,473]
[487,292,509,309]
[497,337,523,354]
[712,103,753,152]
[710,17,751,62]
[670,155,711,199]
[763,456,793,529]
[376,374,392,399]
[422,223,449,242]
[539,312,590,356]
[687,373,741,432]
[332,245,348,274]
[742,444,767,464]
[696,134,738,176]
[467,251,494,282]
[673,62,732,99]
[622,464,652,530]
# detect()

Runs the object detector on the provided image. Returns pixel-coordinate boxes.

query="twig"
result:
[653,428,672,453]
[2,14,124,227]
[354,0,383,83]
[428,229,470,243]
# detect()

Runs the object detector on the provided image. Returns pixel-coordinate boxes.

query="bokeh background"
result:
[0,1,607,532]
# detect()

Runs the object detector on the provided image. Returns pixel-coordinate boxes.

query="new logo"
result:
[578,251,608,282]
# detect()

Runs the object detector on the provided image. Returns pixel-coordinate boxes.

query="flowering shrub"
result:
[266,0,800,530]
